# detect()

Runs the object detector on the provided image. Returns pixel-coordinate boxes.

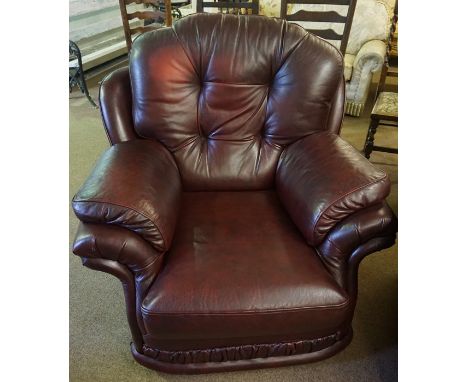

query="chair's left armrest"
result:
[73,222,164,275]
[73,222,165,304]
[276,131,391,247]
[72,139,182,255]
[71,140,181,352]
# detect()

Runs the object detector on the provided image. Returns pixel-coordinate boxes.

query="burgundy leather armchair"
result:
[72,13,397,374]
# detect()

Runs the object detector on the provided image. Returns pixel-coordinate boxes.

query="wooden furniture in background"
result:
[119,0,173,51]
[363,0,398,158]
[280,0,357,54]
[388,1,398,67]
[159,0,191,20]
[196,0,259,15]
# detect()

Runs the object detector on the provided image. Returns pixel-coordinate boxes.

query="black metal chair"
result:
[69,40,97,108]
[158,0,189,20]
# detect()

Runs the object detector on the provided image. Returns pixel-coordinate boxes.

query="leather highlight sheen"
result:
[72,139,182,252]
[99,67,139,144]
[130,14,343,190]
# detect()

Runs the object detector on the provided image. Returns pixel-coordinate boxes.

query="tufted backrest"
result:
[130,13,344,191]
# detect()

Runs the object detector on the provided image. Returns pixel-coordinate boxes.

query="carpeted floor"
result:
[69,78,397,381]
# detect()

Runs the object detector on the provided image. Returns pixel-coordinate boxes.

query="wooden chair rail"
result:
[119,0,173,51]
[127,10,163,20]
[306,28,342,40]
[285,10,347,23]
[130,25,160,35]
[280,0,357,54]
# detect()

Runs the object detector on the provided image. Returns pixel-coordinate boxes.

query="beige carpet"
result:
[69,80,397,381]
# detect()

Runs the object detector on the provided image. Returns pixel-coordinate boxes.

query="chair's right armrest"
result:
[276,132,390,247]
[99,67,139,144]
[72,139,182,254]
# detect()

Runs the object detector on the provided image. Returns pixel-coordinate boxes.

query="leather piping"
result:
[310,173,389,242]
[72,199,168,252]
[98,72,114,145]
[141,298,350,316]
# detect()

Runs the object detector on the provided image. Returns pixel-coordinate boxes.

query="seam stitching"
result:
[73,199,168,251]
[133,255,162,272]
[141,299,350,316]
[310,172,389,241]
[324,236,346,256]
[171,27,199,77]
[277,33,309,73]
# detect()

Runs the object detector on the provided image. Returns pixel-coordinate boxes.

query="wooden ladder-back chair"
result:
[280,0,357,54]
[363,0,398,158]
[196,0,260,15]
[119,0,173,51]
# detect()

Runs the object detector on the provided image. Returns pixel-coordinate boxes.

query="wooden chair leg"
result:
[364,119,379,159]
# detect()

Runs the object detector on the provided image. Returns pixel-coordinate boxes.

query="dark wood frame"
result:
[280,0,357,54]
[196,0,260,15]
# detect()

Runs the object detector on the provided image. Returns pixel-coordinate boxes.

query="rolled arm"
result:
[276,131,391,247]
[72,139,182,254]
[346,40,386,107]
[73,222,165,308]
[353,40,386,74]
[73,223,164,275]
[317,202,397,290]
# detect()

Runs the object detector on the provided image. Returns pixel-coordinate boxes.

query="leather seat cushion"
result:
[141,191,351,351]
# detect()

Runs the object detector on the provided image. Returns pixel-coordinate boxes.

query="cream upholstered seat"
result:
[372,91,397,118]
